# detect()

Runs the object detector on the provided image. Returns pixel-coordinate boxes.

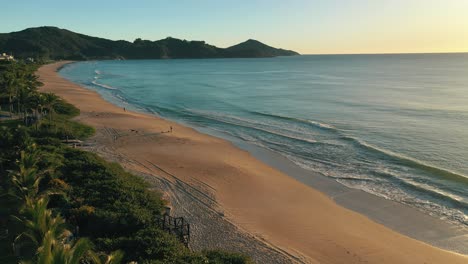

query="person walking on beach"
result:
[123,107,126,112]
[170,126,173,133]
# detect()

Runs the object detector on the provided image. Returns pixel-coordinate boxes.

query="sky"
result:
[1,0,468,54]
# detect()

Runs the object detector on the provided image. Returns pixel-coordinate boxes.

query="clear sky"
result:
[1,0,467,54]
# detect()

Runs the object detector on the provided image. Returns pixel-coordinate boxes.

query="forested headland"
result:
[0,27,299,61]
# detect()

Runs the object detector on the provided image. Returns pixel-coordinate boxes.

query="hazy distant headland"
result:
[0,26,299,60]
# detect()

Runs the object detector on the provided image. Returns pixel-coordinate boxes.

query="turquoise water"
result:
[60,54,468,226]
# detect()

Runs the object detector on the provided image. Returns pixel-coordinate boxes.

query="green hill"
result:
[224,39,298,57]
[0,27,299,60]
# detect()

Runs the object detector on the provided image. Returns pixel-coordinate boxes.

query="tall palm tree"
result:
[21,71,42,124]
[13,196,67,251]
[25,92,43,129]
[16,198,121,264]
[42,93,59,123]
[10,149,43,200]
[13,66,26,119]
[2,66,17,117]
[36,234,93,264]
[24,71,42,92]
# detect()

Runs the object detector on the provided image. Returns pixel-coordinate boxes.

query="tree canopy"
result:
[0,27,299,61]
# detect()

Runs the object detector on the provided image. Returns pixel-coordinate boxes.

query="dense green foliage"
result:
[0,61,253,263]
[0,27,298,61]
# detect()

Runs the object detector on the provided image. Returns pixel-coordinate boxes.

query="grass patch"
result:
[35,116,95,140]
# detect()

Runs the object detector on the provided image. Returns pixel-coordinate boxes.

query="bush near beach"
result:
[0,61,253,263]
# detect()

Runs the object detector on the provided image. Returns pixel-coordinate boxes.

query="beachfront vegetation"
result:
[0,61,253,263]
[0,26,298,61]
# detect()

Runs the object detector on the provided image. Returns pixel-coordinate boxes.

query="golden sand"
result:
[38,61,467,264]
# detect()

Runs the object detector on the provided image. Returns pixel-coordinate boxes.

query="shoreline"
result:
[60,60,468,254]
[230,135,468,255]
[39,61,468,263]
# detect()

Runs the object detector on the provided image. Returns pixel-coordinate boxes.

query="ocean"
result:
[59,54,468,226]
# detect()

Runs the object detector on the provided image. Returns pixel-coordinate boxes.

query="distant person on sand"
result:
[170,126,173,133]
[123,107,126,112]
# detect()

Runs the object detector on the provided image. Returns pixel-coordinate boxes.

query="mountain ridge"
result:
[0,26,299,60]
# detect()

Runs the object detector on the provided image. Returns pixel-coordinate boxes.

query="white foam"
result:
[91,80,117,90]
[307,120,336,129]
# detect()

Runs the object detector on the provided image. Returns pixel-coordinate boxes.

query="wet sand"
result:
[38,61,468,264]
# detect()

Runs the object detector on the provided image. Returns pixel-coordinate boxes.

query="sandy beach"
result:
[38,61,468,264]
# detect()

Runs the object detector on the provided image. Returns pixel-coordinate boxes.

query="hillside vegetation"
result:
[0,27,299,60]
[0,61,253,263]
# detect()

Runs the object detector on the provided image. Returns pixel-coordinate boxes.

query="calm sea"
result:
[60,54,468,226]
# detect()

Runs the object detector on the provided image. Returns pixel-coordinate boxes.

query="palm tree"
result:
[89,250,125,264]
[25,92,43,129]
[2,66,18,117]
[21,71,42,124]
[10,148,43,200]
[16,199,121,264]
[9,147,64,256]
[36,234,93,264]
[0,63,41,119]
[18,87,33,124]
[13,196,68,251]
[24,71,42,93]
[13,66,26,119]
[42,93,59,123]
[0,126,13,173]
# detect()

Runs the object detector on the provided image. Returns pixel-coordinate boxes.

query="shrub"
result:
[203,249,253,264]
[53,99,80,117]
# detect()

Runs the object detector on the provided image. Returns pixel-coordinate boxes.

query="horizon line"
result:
[300,51,468,56]
[3,26,468,56]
